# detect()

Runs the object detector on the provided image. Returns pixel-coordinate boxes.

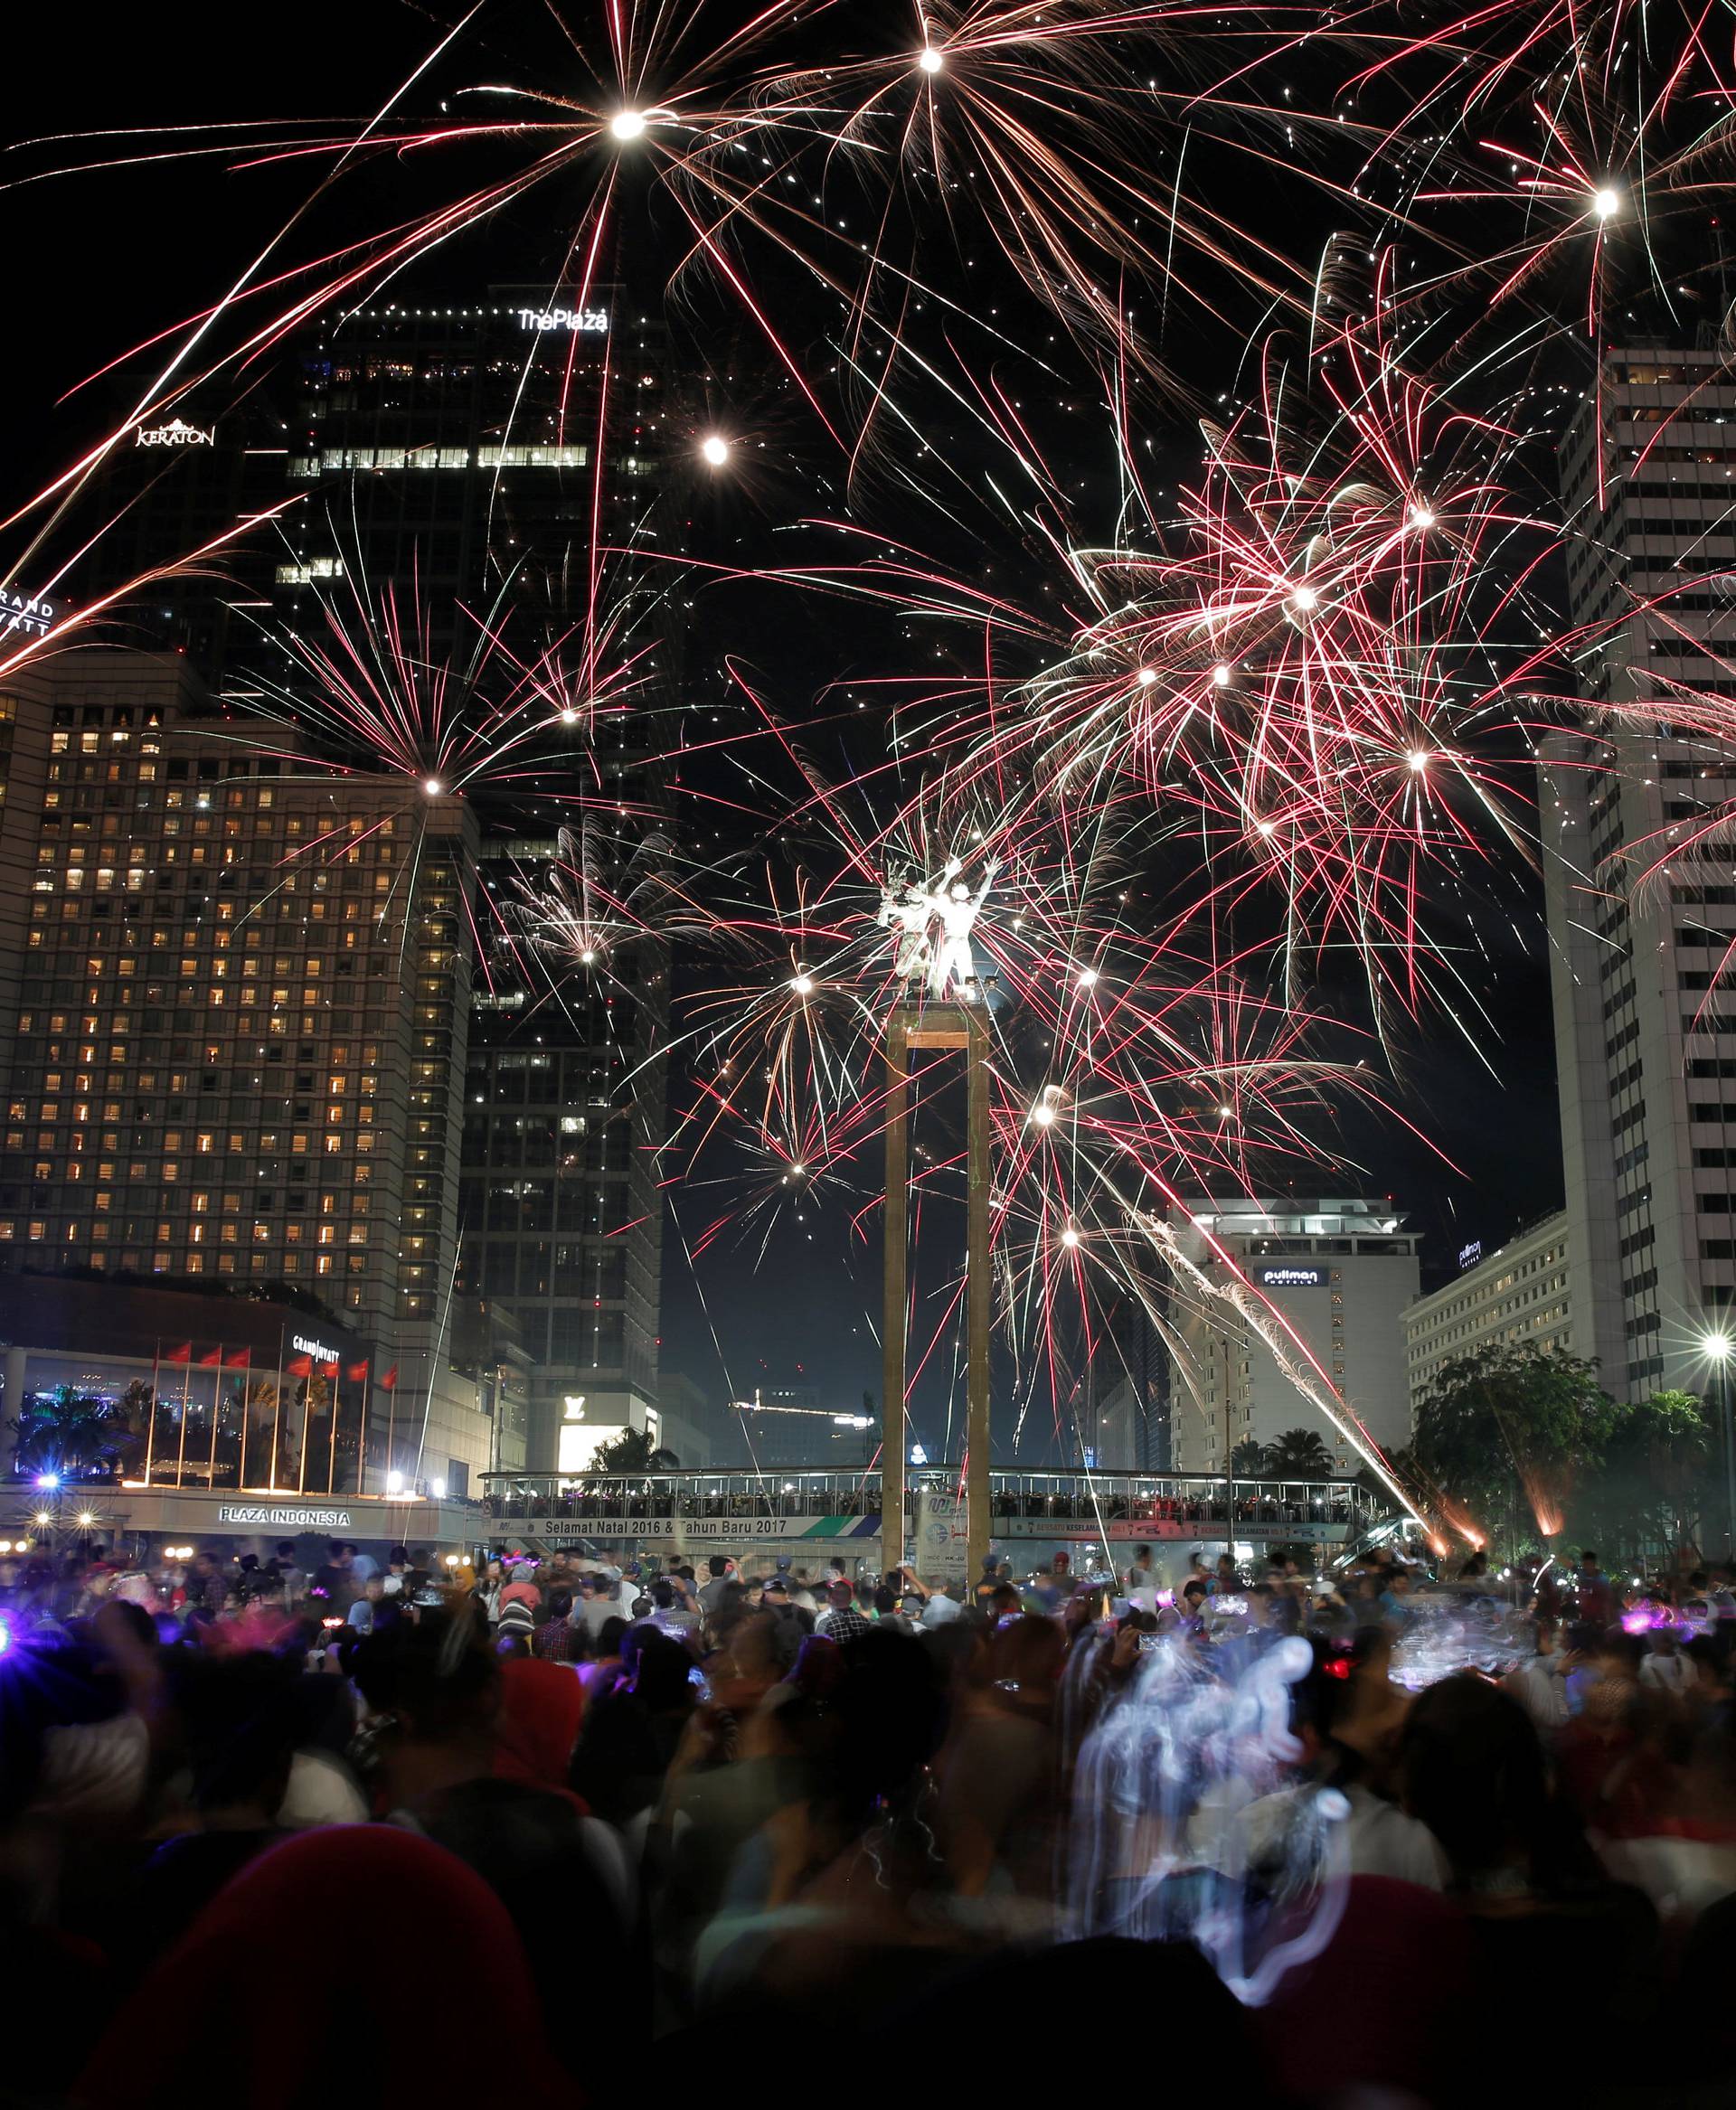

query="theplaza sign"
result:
[517,306,609,334]
[217,1504,352,1530]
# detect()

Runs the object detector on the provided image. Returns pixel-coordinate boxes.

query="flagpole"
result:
[206,1346,223,1489]
[270,1326,286,1490]
[385,1368,397,1493]
[174,1348,193,1488]
[356,1367,371,1497]
[145,1340,160,1484]
[326,1367,339,1493]
[296,1366,311,1495]
[238,1369,250,1489]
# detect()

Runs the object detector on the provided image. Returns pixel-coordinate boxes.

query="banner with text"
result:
[914,1490,972,1587]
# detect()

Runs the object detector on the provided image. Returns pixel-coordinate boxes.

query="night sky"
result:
[4,3,1568,1458]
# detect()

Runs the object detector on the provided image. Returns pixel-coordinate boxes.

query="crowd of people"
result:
[2,1531,1733,2105]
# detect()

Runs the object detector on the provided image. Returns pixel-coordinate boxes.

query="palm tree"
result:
[1228,1438,1266,1475]
[1261,1427,1336,1479]
[590,1425,680,1473]
[8,1384,141,1480]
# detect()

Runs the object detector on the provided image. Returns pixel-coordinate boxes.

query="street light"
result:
[1703,1329,1736,1558]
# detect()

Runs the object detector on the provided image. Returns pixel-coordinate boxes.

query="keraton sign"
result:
[136,419,213,447]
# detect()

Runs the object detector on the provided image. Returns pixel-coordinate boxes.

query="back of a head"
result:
[651,1578,675,1610]
[626,1625,693,1710]
[988,1613,1065,1692]
[546,1587,573,1620]
[353,1610,498,1743]
[76,1827,561,2108]
[709,1555,728,1579]
[1401,1675,1548,1879]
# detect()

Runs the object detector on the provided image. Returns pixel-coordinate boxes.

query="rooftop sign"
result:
[1256,1266,1324,1289]
[137,419,213,448]
[517,307,609,334]
[0,586,58,639]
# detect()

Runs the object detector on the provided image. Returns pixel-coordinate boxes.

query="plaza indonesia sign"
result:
[0,586,58,639]
[217,1504,352,1530]
[136,419,213,448]
[517,306,609,334]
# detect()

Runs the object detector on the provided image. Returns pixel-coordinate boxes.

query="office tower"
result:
[1402,1210,1574,1418]
[1165,1197,1420,1474]
[1542,344,1736,1399]
[0,648,497,1491]
[263,290,675,1470]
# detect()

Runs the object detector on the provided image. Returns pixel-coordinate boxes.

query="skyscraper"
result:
[1542,342,1736,1399]
[1165,1196,1420,1474]
[0,648,497,1491]
[259,289,675,1469]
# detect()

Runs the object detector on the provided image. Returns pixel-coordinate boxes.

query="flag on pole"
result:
[196,1345,222,1368]
[319,1358,339,1380]
[382,1365,399,1389]
[164,1342,193,1365]
[345,1360,370,1383]
[286,1354,314,1380]
[223,1347,251,1370]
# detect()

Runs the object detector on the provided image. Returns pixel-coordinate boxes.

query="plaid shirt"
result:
[816,1606,874,1645]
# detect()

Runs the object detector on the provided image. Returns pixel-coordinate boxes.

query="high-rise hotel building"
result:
[1165,1197,1420,1474]
[0,649,496,1490]
[1543,344,1736,1397]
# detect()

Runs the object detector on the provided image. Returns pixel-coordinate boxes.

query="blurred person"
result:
[699,1554,736,1614]
[79,1825,569,2105]
[345,1573,387,1634]
[1505,1615,1572,1737]
[940,1614,1063,1898]
[1638,1623,1695,1698]
[571,1624,696,1825]
[534,1585,579,1662]
[816,1578,873,1644]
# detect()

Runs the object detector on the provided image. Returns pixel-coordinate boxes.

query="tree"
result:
[1228,1437,1265,1474]
[8,1384,142,1480]
[1579,1389,1713,1564]
[590,1425,680,1474]
[1411,1344,1620,1559]
[1262,1427,1335,1479]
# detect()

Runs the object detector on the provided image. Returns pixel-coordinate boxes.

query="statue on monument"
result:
[875,868,933,986]
[877,854,999,1001]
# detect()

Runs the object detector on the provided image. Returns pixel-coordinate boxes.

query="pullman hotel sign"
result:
[217,1505,352,1531]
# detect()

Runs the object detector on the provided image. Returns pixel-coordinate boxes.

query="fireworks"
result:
[14,0,1736,1545]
